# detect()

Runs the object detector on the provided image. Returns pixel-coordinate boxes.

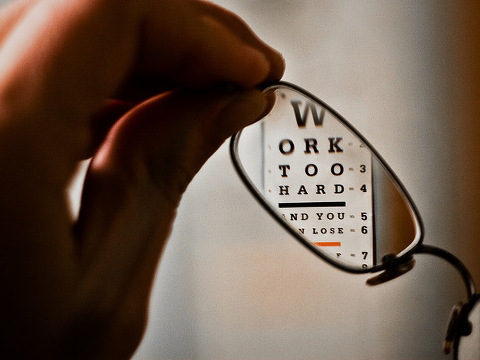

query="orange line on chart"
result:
[313,242,341,247]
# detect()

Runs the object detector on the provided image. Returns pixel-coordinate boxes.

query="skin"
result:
[0,0,285,358]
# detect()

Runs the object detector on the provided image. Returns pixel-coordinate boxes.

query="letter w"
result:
[290,100,324,127]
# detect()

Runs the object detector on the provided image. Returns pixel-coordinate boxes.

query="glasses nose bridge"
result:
[365,254,416,286]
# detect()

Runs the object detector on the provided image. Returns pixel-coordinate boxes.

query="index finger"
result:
[191,0,285,82]
[118,0,284,99]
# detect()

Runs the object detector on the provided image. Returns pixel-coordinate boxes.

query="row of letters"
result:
[278,163,352,177]
[296,227,368,235]
[278,184,367,195]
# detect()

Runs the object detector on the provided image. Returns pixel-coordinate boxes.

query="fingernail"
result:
[220,89,268,135]
[272,51,286,80]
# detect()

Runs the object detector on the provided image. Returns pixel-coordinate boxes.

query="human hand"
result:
[0,0,284,358]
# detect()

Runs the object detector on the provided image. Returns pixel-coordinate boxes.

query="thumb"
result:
[75,88,267,296]
[91,88,268,203]
[70,89,267,357]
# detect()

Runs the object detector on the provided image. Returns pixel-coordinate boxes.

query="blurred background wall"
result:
[131,2,479,360]
[1,0,478,359]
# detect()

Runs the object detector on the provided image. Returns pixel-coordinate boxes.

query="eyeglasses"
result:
[230,82,479,359]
